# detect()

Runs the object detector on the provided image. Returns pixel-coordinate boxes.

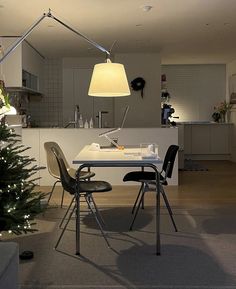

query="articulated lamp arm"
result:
[0,13,47,63]
[48,12,110,56]
[0,9,110,64]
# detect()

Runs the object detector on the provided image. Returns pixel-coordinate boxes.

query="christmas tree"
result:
[0,83,45,236]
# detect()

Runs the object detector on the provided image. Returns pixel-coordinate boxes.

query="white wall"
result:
[162,64,226,122]
[114,53,161,128]
[0,38,22,87]
[62,53,162,128]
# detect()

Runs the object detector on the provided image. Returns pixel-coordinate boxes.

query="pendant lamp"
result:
[88,59,130,97]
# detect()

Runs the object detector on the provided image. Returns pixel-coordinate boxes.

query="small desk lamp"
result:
[99,105,129,149]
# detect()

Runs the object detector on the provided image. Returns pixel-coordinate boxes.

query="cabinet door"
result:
[210,125,230,154]
[74,68,93,122]
[183,124,192,154]
[191,125,210,154]
[62,68,74,125]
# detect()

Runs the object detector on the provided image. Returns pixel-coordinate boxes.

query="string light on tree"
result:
[0,88,46,236]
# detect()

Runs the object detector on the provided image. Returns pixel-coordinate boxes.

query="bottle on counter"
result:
[84,119,89,128]
[79,115,83,128]
[89,117,93,128]
[21,114,27,128]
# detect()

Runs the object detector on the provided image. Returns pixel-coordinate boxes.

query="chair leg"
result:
[60,189,65,208]
[54,203,76,250]
[89,194,106,226]
[131,183,144,214]
[47,180,60,205]
[59,196,75,229]
[161,187,178,232]
[85,195,110,248]
[129,187,146,231]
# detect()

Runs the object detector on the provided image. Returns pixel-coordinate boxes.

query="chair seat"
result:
[68,179,112,195]
[123,171,168,186]
[79,180,112,193]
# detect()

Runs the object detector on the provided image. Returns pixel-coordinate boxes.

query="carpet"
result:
[180,159,208,171]
[6,205,236,289]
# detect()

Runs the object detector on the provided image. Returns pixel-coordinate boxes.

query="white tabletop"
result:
[73,145,162,165]
[72,144,162,255]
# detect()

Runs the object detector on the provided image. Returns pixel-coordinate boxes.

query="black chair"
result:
[44,141,95,208]
[123,145,179,231]
[51,147,112,250]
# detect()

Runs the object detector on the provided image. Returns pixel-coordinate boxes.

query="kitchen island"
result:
[21,127,178,186]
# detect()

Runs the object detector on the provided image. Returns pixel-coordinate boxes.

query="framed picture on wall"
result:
[229,74,236,104]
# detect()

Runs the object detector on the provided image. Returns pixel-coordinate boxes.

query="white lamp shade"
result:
[88,62,130,97]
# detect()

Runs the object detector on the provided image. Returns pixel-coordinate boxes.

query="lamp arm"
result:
[99,127,121,137]
[49,14,110,56]
[0,13,47,64]
[104,134,120,149]
[0,9,110,64]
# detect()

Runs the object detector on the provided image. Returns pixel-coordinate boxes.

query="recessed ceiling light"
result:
[141,5,153,12]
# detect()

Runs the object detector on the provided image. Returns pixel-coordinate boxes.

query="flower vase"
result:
[225,111,230,123]
[220,113,225,123]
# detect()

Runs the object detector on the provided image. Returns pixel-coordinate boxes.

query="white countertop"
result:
[176,121,233,125]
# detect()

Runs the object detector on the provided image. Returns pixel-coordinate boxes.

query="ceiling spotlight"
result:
[141,5,153,12]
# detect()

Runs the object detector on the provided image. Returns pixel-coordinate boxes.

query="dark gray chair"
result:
[123,145,179,231]
[52,147,112,249]
[44,141,95,207]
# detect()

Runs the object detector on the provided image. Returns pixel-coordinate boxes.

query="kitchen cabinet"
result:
[180,123,232,160]
[1,38,44,94]
[191,125,211,154]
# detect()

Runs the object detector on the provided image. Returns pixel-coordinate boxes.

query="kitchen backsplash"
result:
[28,58,63,127]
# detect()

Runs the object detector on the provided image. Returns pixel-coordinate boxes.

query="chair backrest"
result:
[51,147,76,195]
[162,145,179,179]
[44,142,70,179]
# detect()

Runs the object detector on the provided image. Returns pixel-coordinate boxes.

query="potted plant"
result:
[213,100,232,123]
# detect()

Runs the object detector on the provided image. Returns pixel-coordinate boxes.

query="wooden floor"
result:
[40,160,236,209]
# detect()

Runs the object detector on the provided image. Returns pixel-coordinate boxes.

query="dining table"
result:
[73,145,163,255]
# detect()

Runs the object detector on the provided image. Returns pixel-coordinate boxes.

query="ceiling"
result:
[1,0,236,64]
